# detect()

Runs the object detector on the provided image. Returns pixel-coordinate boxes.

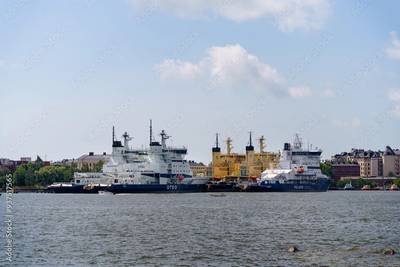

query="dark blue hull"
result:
[45,184,108,194]
[107,184,206,194]
[246,179,330,192]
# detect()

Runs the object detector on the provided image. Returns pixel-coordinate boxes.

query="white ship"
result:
[247,134,330,192]
[47,121,209,193]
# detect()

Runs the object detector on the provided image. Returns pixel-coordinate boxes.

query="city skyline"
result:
[1,0,400,163]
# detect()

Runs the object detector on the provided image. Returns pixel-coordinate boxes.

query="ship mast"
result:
[149,119,153,145]
[259,136,266,153]
[160,130,170,148]
[112,126,115,144]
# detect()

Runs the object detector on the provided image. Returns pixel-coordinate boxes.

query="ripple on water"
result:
[1,192,399,266]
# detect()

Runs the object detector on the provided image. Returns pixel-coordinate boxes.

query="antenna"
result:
[215,133,219,148]
[149,119,153,144]
[249,131,253,146]
[112,126,115,143]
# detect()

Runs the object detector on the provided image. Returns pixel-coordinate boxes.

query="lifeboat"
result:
[296,167,305,174]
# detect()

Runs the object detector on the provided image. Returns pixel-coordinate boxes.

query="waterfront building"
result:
[76,152,109,171]
[211,133,279,180]
[383,146,400,177]
[188,161,211,177]
[331,164,360,182]
[0,157,47,172]
[332,149,383,177]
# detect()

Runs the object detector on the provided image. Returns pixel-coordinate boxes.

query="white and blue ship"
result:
[247,134,330,192]
[46,121,209,193]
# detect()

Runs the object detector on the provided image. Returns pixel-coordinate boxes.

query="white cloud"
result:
[385,31,400,60]
[157,59,201,80]
[156,44,285,93]
[388,89,400,102]
[288,86,312,98]
[129,0,331,31]
[391,105,400,118]
[332,117,361,129]
[388,89,400,119]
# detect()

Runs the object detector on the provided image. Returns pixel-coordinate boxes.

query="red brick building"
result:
[331,164,360,182]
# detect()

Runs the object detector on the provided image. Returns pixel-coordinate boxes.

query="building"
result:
[188,161,211,177]
[211,133,279,180]
[332,149,383,177]
[331,164,360,182]
[0,157,44,172]
[383,146,400,177]
[77,152,109,171]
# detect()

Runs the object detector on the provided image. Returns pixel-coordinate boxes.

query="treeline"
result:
[320,161,400,188]
[0,159,76,189]
[337,178,400,189]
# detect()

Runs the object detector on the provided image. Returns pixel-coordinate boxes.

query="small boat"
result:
[361,184,371,191]
[390,184,399,191]
[344,183,353,190]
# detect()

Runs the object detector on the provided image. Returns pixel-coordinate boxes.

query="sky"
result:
[1,0,400,163]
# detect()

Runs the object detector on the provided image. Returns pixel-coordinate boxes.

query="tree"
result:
[320,161,332,178]
[35,165,74,186]
[94,160,104,172]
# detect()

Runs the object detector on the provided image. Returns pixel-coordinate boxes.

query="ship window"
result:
[114,179,118,183]
[76,180,80,184]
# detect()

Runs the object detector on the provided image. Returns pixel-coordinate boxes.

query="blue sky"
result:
[1,0,400,163]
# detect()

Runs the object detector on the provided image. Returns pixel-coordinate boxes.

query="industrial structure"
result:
[211,132,279,180]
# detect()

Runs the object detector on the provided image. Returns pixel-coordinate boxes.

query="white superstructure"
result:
[259,134,328,183]
[73,121,209,185]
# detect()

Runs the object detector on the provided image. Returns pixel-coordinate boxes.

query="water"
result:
[1,192,400,266]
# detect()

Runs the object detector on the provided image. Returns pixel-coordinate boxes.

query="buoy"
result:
[288,246,299,253]
[383,248,396,255]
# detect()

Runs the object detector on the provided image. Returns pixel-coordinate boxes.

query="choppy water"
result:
[1,192,400,266]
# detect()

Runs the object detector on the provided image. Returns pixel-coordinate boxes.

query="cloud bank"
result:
[289,86,312,98]
[156,44,286,94]
[388,89,400,118]
[156,44,336,99]
[129,0,331,31]
[386,31,400,60]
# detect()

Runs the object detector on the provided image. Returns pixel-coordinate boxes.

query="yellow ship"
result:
[211,132,279,181]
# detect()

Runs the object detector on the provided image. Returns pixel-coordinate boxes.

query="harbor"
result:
[39,123,333,194]
[1,121,399,194]
[3,1,400,266]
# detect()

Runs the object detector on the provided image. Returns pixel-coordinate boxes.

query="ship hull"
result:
[246,179,330,192]
[45,184,108,194]
[107,184,206,194]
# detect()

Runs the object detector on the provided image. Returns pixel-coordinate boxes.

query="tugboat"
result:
[246,134,330,192]
[390,184,399,191]
[343,183,354,190]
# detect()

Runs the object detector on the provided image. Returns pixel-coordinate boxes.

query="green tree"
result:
[94,160,104,172]
[320,161,332,178]
[393,179,400,187]
[35,165,74,186]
